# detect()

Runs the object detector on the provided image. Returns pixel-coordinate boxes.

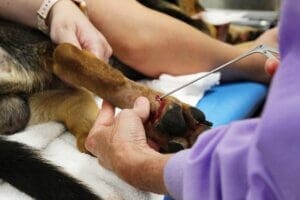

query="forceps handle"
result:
[253,44,279,60]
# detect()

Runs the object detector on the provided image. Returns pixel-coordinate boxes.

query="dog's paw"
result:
[145,96,212,153]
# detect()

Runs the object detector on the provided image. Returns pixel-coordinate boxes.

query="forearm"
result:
[116,149,172,194]
[220,49,270,83]
[85,0,268,82]
[0,0,42,27]
[85,0,226,75]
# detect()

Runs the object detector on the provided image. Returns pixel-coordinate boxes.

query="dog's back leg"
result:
[0,94,30,135]
[28,88,99,152]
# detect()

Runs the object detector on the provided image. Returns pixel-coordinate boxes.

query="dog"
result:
[0,0,263,199]
[0,2,213,197]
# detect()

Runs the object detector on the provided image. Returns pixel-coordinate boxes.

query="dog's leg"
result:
[28,89,99,152]
[0,94,30,135]
[51,44,211,152]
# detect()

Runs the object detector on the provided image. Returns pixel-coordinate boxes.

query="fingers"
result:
[85,100,115,153]
[265,58,280,76]
[133,97,150,123]
[77,20,113,62]
[49,0,112,63]
[50,27,82,50]
[78,29,112,62]
[86,97,150,160]
[97,100,115,126]
[117,109,146,134]
[87,34,113,62]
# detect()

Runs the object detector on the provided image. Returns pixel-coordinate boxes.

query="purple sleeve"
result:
[164,1,300,199]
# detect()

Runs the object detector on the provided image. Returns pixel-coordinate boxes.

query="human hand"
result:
[253,27,279,78]
[265,58,280,76]
[255,27,279,49]
[229,27,279,83]
[48,0,112,62]
[86,97,155,170]
[85,97,170,194]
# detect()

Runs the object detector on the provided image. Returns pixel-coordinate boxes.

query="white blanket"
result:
[1,72,220,200]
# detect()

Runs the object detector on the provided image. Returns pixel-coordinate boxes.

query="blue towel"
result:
[197,82,268,127]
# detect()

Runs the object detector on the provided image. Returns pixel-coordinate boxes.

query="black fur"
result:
[0,19,53,71]
[0,20,55,95]
[0,19,102,199]
[0,137,101,200]
[0,1,209,198]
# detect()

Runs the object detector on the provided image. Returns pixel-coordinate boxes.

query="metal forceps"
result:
[160,44,279,99]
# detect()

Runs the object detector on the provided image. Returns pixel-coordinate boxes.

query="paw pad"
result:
[146,98,212,153]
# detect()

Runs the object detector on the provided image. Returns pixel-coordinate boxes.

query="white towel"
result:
[141,72,220,105]
[0,72,220,200]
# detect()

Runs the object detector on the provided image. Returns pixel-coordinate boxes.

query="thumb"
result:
[85,101,115,155]
[89,100,115,136]
[96,100,115,126]
[133,97,150,123]
[265,58,279,76]
[77,25,112,62]
[85,38,112,63]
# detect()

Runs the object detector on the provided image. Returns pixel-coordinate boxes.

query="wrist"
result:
[37,0,64,34]
[47,0,72,26]
[220,45,270,83]
[115,148,172,194]
[140,153,171,194]
[37,0,87,34]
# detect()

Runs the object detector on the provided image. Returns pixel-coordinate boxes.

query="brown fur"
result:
[28,89,98,152]
[0,47,98,152]
[0,19,101,152]
[52,44,211,151]
[0,18,211,153]
[0,0,262,153]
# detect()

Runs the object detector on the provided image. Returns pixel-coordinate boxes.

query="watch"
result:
[37,0,87,34]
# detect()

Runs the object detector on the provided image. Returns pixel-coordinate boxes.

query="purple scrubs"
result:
[164,1,300,199]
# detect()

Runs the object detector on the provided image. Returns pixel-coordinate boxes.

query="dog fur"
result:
[0,0,260,198]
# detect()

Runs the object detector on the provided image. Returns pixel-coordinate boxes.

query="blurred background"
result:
[198,0,281,30]
[199,0,281,10]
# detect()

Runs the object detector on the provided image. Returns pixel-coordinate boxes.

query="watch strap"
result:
[36,0,88,34]
[37,0,61,34]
